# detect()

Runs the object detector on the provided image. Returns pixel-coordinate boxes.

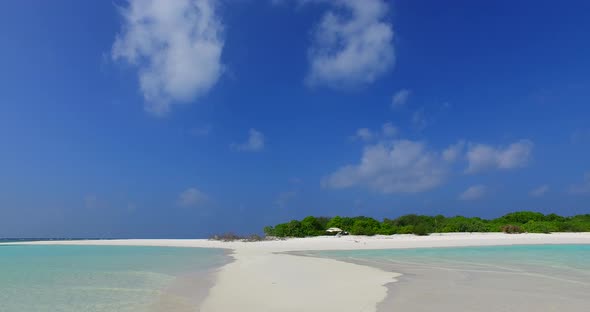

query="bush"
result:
[263,212,590,237]
[301,216,325,236]
[565,215,590,232]
[340,217,356,231]
[377,222,398,235]
[522,221,558,233]
[244,234,265,242]
[545,213,566,222]
[499,211,545,224]
[558,221,589,232]
[501,225,523,234]
[210,233,271,242]
[412,224,430,236]
[326,216,343,229]
[397,225,414,234]
[209,232,243,241]
[441,216,489,233]
[350,218,380,235]
[263,226,275,236]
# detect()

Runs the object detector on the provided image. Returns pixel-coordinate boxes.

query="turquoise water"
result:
[0,245,228,312]
[313,244,590,311]
[316,244,590,282]
[317,244,590,269]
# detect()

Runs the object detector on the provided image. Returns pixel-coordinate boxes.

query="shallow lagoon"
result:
[313,244,590,312]
[0,245,229,312]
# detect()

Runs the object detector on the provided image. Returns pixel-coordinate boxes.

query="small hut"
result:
[325,227,344,236]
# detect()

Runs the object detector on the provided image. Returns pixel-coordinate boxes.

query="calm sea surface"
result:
[316,244,590,272]
[0,245,228,312]
[312,244,590,311]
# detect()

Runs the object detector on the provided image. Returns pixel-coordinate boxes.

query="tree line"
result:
[263,211,590,237]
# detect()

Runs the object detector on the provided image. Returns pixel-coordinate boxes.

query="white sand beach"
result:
[12,233,590,312]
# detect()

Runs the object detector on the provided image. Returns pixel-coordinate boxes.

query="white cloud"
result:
[353,128,374,142]
[231,128,265,152]
[353,122,396,142]
[443,141,465,162]
[530,185,549,197]
[306,0,394,88]
[569,172,590,195]
[177,187,207,207]
[322,140,452,193]
[391,89,410,109]
[459,185,486,201]
[328,128,534,194]
[381,122,397,137]
[112,0,224,115]
[466,140,534,173]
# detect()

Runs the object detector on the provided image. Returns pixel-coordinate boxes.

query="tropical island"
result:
[8,216,590,312]
[263,211,590,237]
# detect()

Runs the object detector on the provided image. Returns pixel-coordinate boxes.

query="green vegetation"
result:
[263,212,590,237]
[500,224,524,234]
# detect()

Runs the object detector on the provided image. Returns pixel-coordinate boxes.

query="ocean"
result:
[312,244,590,311]
[0,245,229,312]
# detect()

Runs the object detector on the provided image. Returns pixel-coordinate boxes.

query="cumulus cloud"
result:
[353,128,374,142]
[352,122,397,142]
[443,141,465,162]
[322,140,452,193]
[569,172,590,195]
[459,185,486,201]
[177,187,208,207]
[231,128,265,152]
[391,89,410,109]
[530,185,549,197]
[326,130,534,194]
[306,0,394,88]
[381,122,398,137]
[112,0,224,115]
[466,140,534,173]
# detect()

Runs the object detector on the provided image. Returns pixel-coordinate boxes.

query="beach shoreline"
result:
[322,244,590,312]
[148,248,234,312]
[5,233,590,312]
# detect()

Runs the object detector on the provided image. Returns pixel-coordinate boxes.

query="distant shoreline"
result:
[5,233,590,312]
[7,232,590,249]
[0,238,111,242]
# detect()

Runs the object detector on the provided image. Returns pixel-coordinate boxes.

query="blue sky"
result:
[1,0,589,238]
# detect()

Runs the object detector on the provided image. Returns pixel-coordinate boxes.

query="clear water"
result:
[0,245,228,312]
[315,244,590,277]
[313,244,590,311]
